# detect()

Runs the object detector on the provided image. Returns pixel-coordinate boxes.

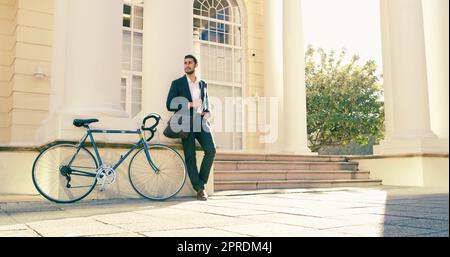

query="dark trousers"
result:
[181,130,216,192]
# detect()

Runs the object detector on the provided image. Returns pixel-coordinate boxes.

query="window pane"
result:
[133,33,143,71]
[235,91,243,149]
[133,32,143,45]
[233,6,241,23]
[209,8,217,19]
[134,6,143,30]
[122,31,131,70]
[223,7,231,22]
[122,2,144,118]
[234,49,242,83]
[225,48,233,82]
[194,18,201,29]
[234,26,241,46]
[121,78,127,110]
[133,60,142,72]
[131,76,142,117]
[216,10,223,20]
[208,84,234,150]
[132,76,142,97]
[123,4,131,15]
[123,4,131,28]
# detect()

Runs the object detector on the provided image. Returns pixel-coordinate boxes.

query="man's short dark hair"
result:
[184,55,198,64]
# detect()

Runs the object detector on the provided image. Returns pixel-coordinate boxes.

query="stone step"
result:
[214,170,370,181]
[215,152,347,162]
[214,161,359,171]
[214,179,383,191]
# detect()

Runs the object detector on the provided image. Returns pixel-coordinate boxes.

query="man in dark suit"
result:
[166,55,216,201]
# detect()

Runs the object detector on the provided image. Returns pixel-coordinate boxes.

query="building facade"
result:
[0,0,448,196]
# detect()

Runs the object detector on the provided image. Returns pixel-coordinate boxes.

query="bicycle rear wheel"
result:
[32,143,98,203]
[129,144,186,200]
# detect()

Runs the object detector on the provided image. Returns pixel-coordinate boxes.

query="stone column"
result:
[263,0,284,153]
[422,0,449,140]
[378,0,395,141]
[140,0,193,142]
[282,0,312,154]
[61,0,125,117]
[375,0,448,154]
[37,0,133,144]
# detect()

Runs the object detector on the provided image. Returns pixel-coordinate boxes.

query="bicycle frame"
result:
[67,126,159,175]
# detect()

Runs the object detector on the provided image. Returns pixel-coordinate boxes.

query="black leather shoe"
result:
[196,190,208,201]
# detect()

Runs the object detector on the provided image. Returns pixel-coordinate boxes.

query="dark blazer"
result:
[166,75,211,115]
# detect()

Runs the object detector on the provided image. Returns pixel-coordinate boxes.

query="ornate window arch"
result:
[193,0,244,150]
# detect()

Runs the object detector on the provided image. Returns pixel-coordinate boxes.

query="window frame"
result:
[193,0,245,150]
[122,0,144,118]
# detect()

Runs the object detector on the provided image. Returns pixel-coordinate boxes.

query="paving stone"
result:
[413,230,449,237]
[7,211,81,224]
[384,205,449,215]
[324,223,441,237]
[137,208,260,228]
[113,218,202,233]
[216,222,317,237]
[142,227,248,237]
[172,205,273,217]
[4,202,62,213]
[395,218,449,231]
[87,232,145,237]
[26,217,129,237]
[383,210,449,221]
[0,229,41,237]
[322,206,389,216]
[0,224,29,232]
[0,214,18,226]
[332,213,414,226]
[240,213,368,229]
[92,212,157,225]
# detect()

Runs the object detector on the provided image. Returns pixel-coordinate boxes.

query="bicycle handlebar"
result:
[141,113,161,142]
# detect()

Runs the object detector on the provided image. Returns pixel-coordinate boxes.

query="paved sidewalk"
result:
[0,186,448,237]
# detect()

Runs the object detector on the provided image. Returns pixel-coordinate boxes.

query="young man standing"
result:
[166,55,216,201]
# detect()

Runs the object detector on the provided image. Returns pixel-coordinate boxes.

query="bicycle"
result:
[32,114,187,203]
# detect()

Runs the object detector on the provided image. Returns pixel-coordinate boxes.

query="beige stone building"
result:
[0,0,448,198]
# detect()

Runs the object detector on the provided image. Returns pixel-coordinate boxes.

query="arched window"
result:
[193,0,243,150]
[121,0,144,117]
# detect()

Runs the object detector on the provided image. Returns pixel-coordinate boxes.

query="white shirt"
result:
[186,75,203,114]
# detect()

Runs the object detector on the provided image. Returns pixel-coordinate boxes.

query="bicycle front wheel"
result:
[129,144,187,200]
[32,143,98,203]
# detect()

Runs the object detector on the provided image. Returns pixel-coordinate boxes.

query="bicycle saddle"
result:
[73,119,99,127]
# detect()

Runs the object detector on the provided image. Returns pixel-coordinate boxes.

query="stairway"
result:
[214,153,382,191]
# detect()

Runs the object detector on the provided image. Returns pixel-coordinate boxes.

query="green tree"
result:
[305,45,385,153]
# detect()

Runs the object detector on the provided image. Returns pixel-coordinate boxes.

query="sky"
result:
[302,0,383,72]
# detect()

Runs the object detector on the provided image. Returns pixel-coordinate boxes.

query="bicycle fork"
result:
[141,140,161,174]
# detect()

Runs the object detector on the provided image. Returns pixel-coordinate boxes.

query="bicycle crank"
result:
[96,165,117,191]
